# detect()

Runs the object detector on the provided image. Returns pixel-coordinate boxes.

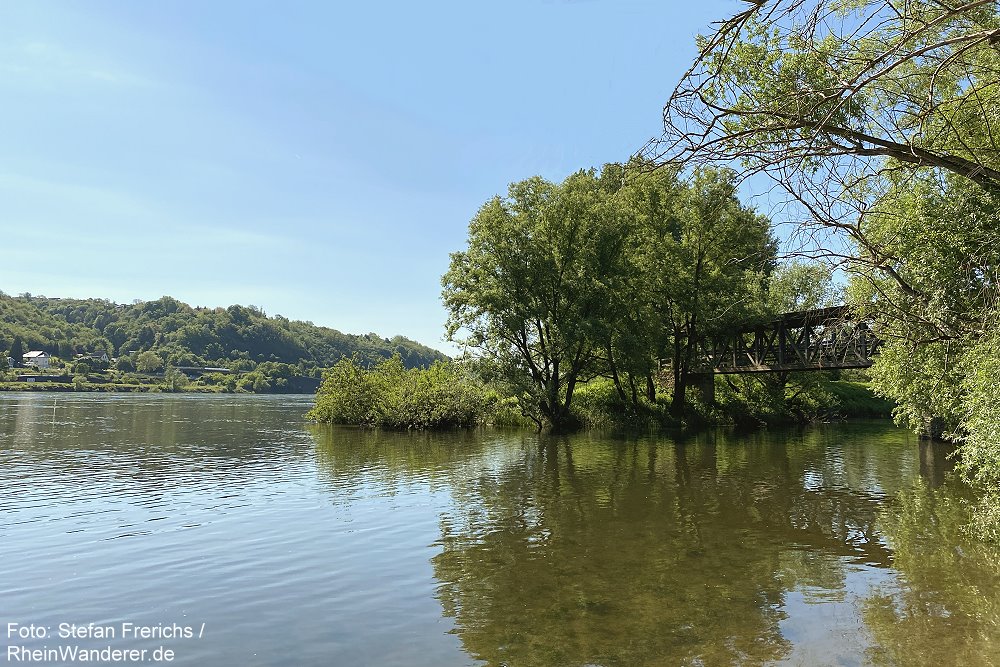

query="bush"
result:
[162,368,189,392]
[308,355,488,429]
[569,378,677,430]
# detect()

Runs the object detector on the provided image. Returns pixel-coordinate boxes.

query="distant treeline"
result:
[0,292,447,373]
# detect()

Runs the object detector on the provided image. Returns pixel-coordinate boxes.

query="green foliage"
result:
[308,356,487,429]
[569,378,676,430]
[162,367,189,392]
[957,329,1000,487]
[713,375,887,427]
[715,375,795,427]
[478,391,535,429]
[443,163,777,429]
[8,336,23,365]
[825,381,893,419]
[236,371,271,393]
[657,1,1000,192]
[0,293,446,376]
[443,169,632,430]
[619,165,777,415]
[851,174,1000,464]
[135,351,164,374]
[766,261,839,313]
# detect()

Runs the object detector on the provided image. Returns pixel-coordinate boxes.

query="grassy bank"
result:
[825,380,894,418]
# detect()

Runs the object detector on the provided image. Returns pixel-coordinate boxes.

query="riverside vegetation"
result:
[315,1,1000,532]
[309,353,890,431]
[642,0,1000,512]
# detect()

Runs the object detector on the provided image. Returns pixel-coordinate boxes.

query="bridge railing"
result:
[697,305,880,374]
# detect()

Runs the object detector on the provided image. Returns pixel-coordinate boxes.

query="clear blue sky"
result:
[2,0,740,352]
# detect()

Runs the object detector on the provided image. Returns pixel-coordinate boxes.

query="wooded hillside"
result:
[0,292,446,371]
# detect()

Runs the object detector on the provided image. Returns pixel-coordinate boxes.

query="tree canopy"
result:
[443,170,631,429]
[442,164,777,429]
[645,0,1000,195]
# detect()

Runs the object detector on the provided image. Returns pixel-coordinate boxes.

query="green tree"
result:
[9,336,23,367]
[661,170,777,415]
[849,173,1000,443]
[309,355,486,429]
[593,162,681,406]
[654,0,1000,488]
[115,356,135,372]
[162,367,189,392]
[767,261,838,314]
[136,351,164,374]
[442,170,631,431]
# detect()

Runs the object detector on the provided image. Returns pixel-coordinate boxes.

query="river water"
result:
[1,393,998,666]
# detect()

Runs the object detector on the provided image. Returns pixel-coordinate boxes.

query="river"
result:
[2,393,997,666]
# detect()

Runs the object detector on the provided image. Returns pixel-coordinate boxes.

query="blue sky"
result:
[2,0,742,352]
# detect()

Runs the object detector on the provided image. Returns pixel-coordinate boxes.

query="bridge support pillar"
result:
[692,372,715,405]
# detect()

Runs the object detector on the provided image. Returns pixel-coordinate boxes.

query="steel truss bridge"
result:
[700,305,879,374]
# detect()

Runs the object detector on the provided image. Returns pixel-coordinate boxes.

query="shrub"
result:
[308,355,488,429]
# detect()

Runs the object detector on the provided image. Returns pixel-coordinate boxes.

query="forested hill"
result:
[0,293,447,371]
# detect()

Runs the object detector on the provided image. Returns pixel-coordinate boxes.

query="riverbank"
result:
[308,356,894,431]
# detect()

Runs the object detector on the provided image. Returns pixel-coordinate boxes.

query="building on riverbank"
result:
[23,351,50,369]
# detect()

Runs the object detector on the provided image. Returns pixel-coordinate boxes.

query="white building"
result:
[23,351,50,369]
[76,352,110,364]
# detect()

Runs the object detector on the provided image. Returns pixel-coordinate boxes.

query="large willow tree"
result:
[442,166,775,429]
[646,0,1000,484]
[442,171,632,431]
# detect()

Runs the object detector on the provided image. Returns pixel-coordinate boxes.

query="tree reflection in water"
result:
[431,428,901,667]
[865,470,1000,667]
[310,424,1000,667]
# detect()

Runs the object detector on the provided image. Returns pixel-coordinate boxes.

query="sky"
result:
[1,0,745,353]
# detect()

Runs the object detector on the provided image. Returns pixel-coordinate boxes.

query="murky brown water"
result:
[2,393,997,666]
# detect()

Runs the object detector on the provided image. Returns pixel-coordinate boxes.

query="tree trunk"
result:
[608,348,628,403]
[672,369,688,416]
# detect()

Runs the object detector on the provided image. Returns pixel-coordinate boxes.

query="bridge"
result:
[699,305,879,374]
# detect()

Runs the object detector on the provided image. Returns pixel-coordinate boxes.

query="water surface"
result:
[2,393,997,666]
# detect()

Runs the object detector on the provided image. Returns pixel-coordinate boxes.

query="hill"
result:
[0,292,447,374]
